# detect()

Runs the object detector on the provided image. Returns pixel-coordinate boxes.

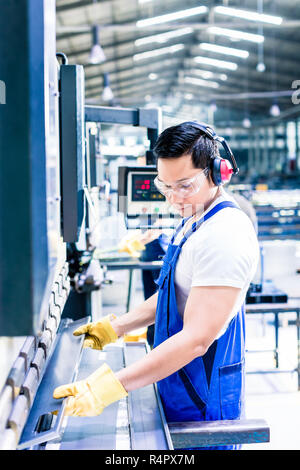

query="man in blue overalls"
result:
[54,122,259,450]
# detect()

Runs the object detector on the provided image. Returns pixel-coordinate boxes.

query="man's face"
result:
[156,153,214,217]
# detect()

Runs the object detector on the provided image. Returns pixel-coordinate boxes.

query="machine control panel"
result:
[118,166,177,218]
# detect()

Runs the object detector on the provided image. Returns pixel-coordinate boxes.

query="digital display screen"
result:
[131,173,165,202]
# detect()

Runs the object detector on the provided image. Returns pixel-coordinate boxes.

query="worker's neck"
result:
[202,186,221,213]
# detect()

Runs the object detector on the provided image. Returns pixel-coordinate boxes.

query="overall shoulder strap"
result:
[180,201,240,246]
[170,215,193,244]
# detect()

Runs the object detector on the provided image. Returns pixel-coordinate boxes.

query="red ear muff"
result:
[211,157,234,186]
[220,159,233,184]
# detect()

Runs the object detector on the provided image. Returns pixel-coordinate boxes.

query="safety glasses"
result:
[154,168,208,198]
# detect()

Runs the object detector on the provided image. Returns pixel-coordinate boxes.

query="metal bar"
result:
[56,20,300,33]
[123,342,173,450]
[17,317,89,449]
[246,369,297,374]
[100,261,163,270]
[168,419,270,448]
[85,105,160,130]
[85,105,139,125]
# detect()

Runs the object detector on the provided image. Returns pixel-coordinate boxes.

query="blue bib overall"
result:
[153,202,246,450]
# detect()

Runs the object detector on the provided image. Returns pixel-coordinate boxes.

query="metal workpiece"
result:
[0,386,14,433]
[57,346,127,450]
[123,343,173,450]
[50,342,172,450]
[6,356,27,400]
[168,419,270,448]
[18,317,88,450]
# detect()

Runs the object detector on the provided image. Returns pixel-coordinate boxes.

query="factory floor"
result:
[101,269,300,451]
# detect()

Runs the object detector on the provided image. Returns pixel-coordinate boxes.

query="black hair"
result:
[153,121,220,171]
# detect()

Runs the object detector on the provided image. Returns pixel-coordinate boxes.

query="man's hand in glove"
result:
[53,364,128,417]
[73,314,118,350]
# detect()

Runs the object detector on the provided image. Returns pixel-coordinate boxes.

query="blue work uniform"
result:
[153,201,246,450]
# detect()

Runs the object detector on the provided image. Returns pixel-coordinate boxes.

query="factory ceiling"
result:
[56,0,300,128]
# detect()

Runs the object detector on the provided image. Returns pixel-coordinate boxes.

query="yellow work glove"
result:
[53,364,128,417]
[118,234,145,257]
[73,315,118,350]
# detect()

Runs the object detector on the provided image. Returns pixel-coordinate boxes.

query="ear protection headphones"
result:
[184,121,239,186]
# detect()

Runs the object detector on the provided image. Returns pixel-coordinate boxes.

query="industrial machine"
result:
[0,0,269,450]
[118,165,180,231]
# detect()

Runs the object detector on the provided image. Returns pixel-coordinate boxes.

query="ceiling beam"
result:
[56,19,300,36]
[56,0,107,13]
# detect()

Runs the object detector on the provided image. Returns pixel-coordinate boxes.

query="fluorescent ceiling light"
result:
[190,69,227,81]
[133,43,184,61]
[194,56,238,70]
[214,6,282,25]
[136,6,208,27]
[135,27,193,46]
[208,26,264,44]
[200,43,249,59]
[184,76,220,89]
[149,73,158,80]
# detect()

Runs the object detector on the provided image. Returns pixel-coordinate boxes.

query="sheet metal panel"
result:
[52,342,172,450]
[58,346,128,450]
[124,343,173,450]
[18,317,88,449]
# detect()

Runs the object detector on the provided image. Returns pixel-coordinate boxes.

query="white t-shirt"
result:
[172,188,260,339]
